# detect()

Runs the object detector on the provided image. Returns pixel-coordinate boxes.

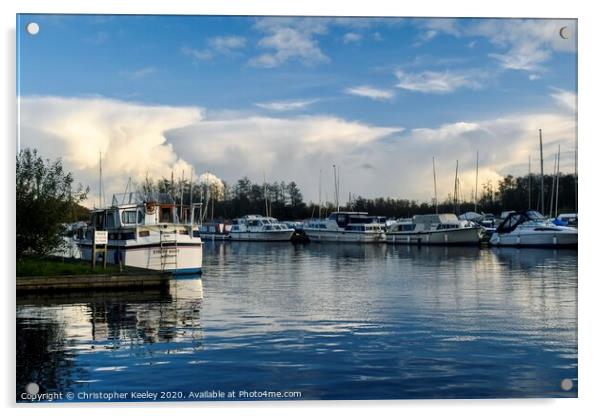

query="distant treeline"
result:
[136,172,578,221]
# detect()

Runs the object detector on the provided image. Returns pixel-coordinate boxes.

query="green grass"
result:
[16,257,124,277]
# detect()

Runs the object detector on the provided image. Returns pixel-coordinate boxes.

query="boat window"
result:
[527,211,545,221]
[138,209,144,224]
[161,207,171,222]
[497,213,527,234]
[93,212,105,230]
[231,225,239,231]
[106,212,115,228]
[122,210,138,224]
[264,225,273,230]
[319,224,327,229]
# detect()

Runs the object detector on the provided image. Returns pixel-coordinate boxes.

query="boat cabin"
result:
[496,210,546,234]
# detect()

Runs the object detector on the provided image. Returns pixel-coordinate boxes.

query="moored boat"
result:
[78,193,203,274]
[303,212,386,243]
[386,213,482,245]
[489,210,577,247]
[229,215,294,241]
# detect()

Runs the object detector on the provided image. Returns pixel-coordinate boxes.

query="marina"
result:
[15,14,580,404]
[16,242,577,400]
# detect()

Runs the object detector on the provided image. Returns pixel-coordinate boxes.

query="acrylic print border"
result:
[14,9,578,408]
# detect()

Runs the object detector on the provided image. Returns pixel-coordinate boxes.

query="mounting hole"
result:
[26,22,40,36]
[560,378,573,391]
[25,382,39,395]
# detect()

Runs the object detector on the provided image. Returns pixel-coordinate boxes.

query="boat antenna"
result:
[475,150,479,213]
[539,129,545,214]
[432,156,438,214]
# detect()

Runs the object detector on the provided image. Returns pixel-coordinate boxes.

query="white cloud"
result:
[394,70,482,93]
[249,18,329,68]
[181,46,212,62]
[413,29,438,46]
[342,32,362,44]
[550,88,577,112]
[182,35,246,62]
[19,90,576,207]
[119,66,157,80]
[19,96,203,207]
[254,99,318,112]
[208,36,246,55]
[345,86,394,101]
[417,18,576,75]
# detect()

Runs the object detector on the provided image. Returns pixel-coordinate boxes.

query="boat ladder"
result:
[159,230,178,271]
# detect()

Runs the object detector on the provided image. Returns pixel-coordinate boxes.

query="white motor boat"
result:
[303,212,386,243]
[229,215,294,241]
[386,213,482,245]
[78,193,203,274]
[489,210,577,247]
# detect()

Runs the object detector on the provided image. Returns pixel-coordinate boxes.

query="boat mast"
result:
[574,136,578,213]
[432,156,438,214]
[529,155,531,209]
[98,151,101,208]
[318,168,322,219]
[190,169,194,226]
[474,150,479,213]
[453,160,459,214]
[549,150,558,217]
[539,129,545,214]
[263,171,269,217]
[333,165,340,212]
[555,146,561,217]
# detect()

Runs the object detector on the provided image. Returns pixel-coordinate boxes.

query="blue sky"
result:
[17,15,577,205]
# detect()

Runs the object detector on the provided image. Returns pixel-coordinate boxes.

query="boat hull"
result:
[386,227,482,245]
[79,242,203,273]
[304,230,385,243]
[489,230,578,247]
[229,230,294,242]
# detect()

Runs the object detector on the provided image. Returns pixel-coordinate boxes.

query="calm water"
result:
[16,243,578,401]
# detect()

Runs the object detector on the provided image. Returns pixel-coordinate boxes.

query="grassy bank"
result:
[17,257,123,277]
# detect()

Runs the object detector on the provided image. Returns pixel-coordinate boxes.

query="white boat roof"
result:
[413,213,460,224]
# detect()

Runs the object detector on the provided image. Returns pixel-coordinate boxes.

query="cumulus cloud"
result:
[394,69,482,93]
[249,17,330,68]
[19,96,203,207]
[345,86,394,101]
[19,91,576,208]
[254,99,318,112]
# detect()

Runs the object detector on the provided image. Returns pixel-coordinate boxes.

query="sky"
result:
[17,14,577,208]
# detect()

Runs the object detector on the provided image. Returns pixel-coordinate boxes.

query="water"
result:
[16,243,578,401]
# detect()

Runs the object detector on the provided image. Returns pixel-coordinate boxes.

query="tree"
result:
[16,148,88,258]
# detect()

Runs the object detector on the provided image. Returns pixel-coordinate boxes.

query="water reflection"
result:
[17,244,577,400]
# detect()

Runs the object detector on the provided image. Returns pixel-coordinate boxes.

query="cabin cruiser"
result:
[229,215,295,241]
[77,192,203,274]
[302,212,386,243]
[199,222,231,241]
[489,210,578,247]
[386,213,482,245]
